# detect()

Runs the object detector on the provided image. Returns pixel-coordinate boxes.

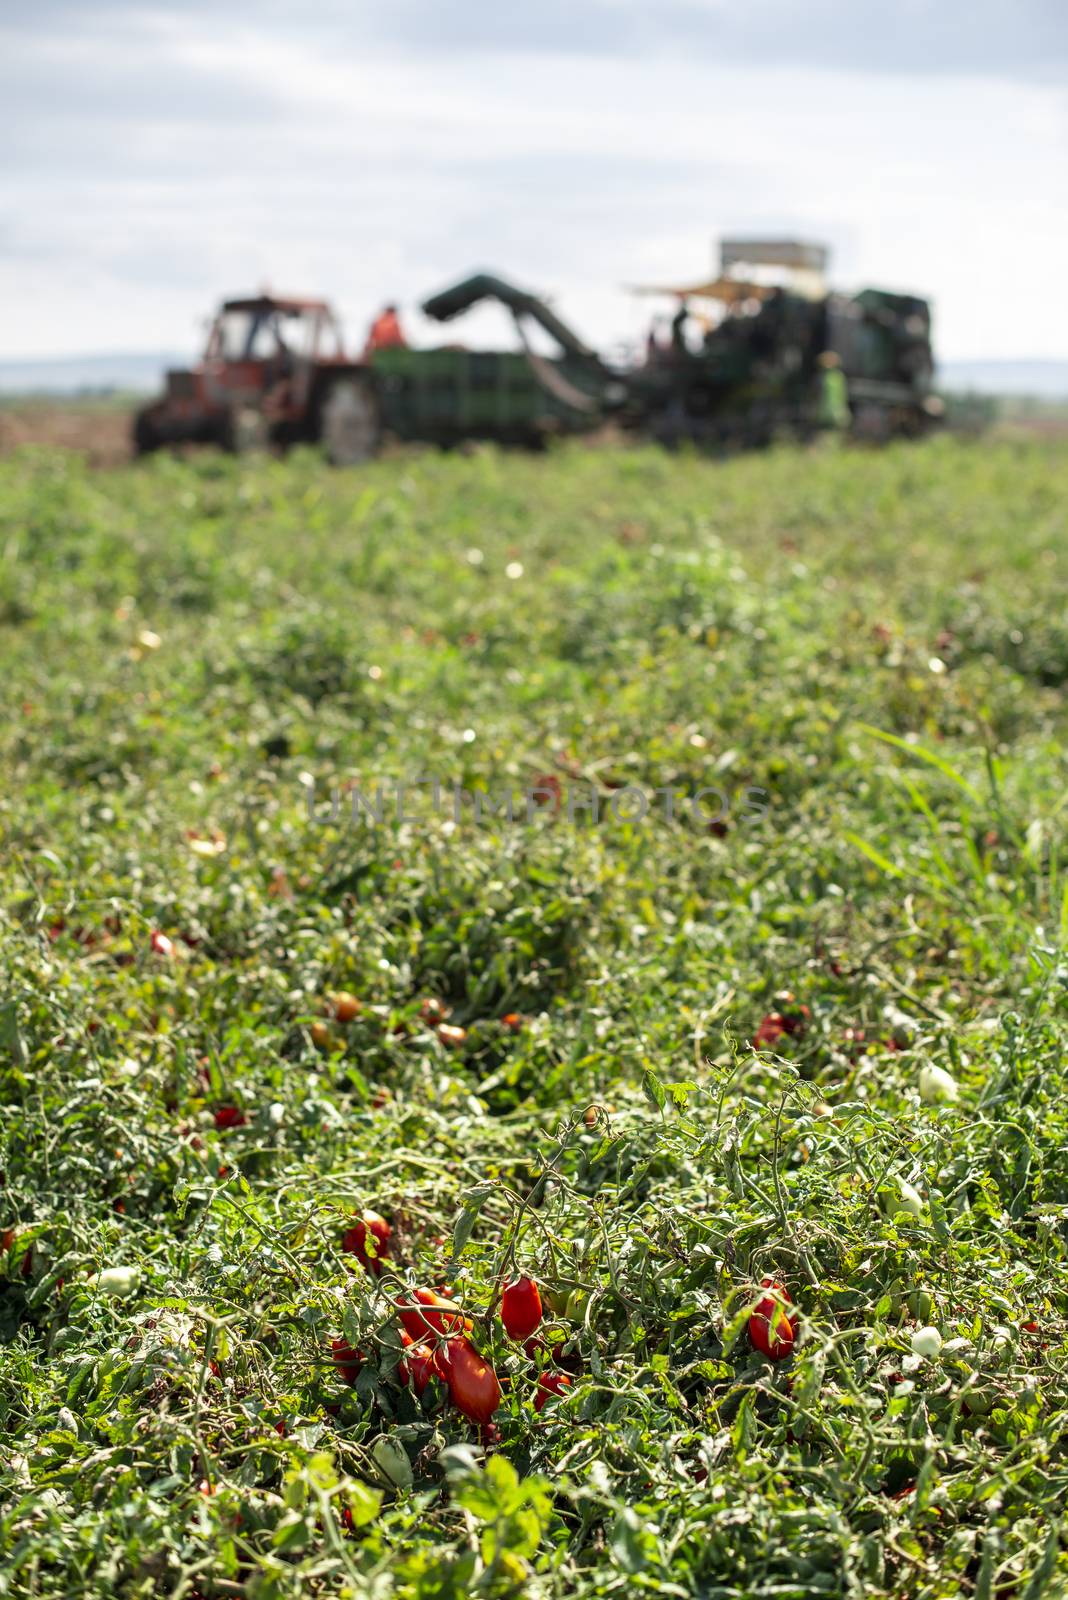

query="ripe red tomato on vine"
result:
[395,1287,472,1341]
[342,1210,391,1276]
[330,1339,364,1385]
[213,1105,246,1130]
[535,1370,572,1412]
[439,1337,501,1425]
[500,1276,543,1341]
[748,1279,798,1361]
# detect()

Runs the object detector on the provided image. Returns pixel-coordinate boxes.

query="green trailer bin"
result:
[369,346,601,448]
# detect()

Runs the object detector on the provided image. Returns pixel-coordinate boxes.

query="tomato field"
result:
[2,435,1068,1598]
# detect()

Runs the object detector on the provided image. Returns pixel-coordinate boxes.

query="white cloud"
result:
[0,6,1065,361]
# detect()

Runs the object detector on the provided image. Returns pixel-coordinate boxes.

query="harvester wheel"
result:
[319,378,380,465]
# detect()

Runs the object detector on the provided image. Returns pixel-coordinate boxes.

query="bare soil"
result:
[0,400,134,467]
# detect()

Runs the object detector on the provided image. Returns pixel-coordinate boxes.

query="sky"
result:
[1,1,1066,364]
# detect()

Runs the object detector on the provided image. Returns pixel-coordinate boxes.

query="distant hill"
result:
[0,352,184,396]
[938,360,1068,399]
[3,350,1067,402]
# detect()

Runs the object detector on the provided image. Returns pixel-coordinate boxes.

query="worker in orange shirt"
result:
[364,304,407,356]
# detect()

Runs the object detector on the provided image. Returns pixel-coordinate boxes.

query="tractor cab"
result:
[198,295,347,411]
[207,297,346,364]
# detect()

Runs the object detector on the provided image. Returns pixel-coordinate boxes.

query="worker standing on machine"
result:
[364,304,407,356]
[816,350,850,436]
[670,300,691,359]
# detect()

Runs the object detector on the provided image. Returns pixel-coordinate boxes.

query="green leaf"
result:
[272,1511,312,1552]
[642,1069,666,1112]
[610,1508,654,1574]
[854,722,982,804]
[342,1479,383,1530]
[0,1000,26,1067]
[450,1184,493,1261]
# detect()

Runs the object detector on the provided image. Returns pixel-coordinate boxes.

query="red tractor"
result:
[133,294,380,464]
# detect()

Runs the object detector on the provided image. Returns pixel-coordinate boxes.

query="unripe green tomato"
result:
[545,1286,571,1318]
[371,1435,413,1490]
[907,1288,934,1322]
[891,1180,925,1218]
[883,1277,906,1318]
[911,1325,942,1360]
[565,1289,589,1324]
[961,1383,996,1417]
[89,1265,140,1298]
[919,1063,959,1104]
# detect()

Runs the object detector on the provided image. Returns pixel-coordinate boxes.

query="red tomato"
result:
[397,1328,441,1394]
[213,1105,247,1130]
[440,1336,501,1425]
[753,1013,785,1046]
[310,1020,336,1052]
[535,1370,573,1412]
[748,1278,798,1362]
[1,1229,32,1279]
[150,930,174,958]
[437,1023,467,1048]
[330,1338,364,1385]
[396,1287,472,1341]
[328,990,362,1023]
[406,1341,440,1399]
[753,1005,809,1049]
[781,1005,810,1036]
[501,1012,524,1031]
[341,1210,392,1276]
[419,998,449,1025]
[500,1276,543,1341]
[530,774,562,812]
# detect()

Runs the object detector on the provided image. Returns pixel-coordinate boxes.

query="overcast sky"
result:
[2,1,1065,362]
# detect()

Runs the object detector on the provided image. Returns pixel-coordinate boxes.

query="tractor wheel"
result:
[222,405,271,455]
[132,407,161,457]
[319,378,380,466]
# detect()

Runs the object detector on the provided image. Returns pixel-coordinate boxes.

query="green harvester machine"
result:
[369,240,939,451]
